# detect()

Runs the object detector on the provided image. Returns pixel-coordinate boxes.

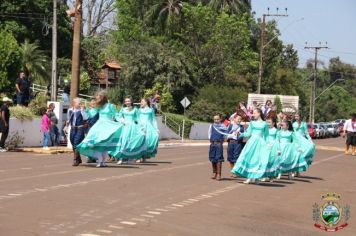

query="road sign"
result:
[180,97,191,108]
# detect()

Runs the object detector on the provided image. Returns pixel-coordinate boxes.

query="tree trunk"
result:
[70,0,82,99]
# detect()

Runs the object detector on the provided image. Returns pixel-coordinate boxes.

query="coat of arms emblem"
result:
[313,192,350,232]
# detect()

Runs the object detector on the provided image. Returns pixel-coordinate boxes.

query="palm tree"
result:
[146,0,183,35]
[19,40,50,84]
[208,0,251,14]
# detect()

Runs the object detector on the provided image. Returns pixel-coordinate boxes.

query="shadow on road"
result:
[257,182,285,187]
[144,161,172,164]
[81,164,140,169]
[298,175,324,180]
[273,180,295,185]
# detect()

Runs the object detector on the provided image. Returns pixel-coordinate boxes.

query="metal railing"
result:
[162,113,185,142]
[32,83,94,100]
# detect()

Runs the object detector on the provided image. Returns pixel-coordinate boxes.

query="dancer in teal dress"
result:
[137,98,159,163]
[231,108,275,184]
[111,97,146,164]
[278,120,308,179]
[84,99,100,163]
[77,92,123,167]
[263,113,281,181]
[293,114,315,167]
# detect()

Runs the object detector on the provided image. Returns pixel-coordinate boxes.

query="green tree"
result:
[19,39,50,85]
[146,0,183,36]
[0,30,20,93]
[0,0,72,58]
[274,96,282,113]
[315,86,356,122]
[208,0,251,14]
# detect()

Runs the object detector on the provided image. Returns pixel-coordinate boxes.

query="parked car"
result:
[332,124,340,137]
[321,124,331,137]
[335,119,346,125]
[326,123,338,137]
[314,124,326,138]
[307,124,315,139]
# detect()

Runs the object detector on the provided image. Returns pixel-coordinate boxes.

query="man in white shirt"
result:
[343,113,356,155]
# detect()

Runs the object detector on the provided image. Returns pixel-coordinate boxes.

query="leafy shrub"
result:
[9,106,35,121]
[186,99,224,122]
[106,86,123,105]
[274,96,282,113]
[144,83,175,112]
[28,92,47,116]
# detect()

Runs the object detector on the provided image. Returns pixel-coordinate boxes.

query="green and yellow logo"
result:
[313,193,350,232]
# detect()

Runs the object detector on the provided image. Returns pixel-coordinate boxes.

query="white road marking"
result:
[108,225,123,229]
[77,234,101,236]
[172,204,184,207]
[120,221,137,226]
[147,211,161,215]
[0,161,207,202]
[7,193,22,196]
[188,198,199,202]
[155,208,168,212]
[96,229,112,233]
[141,214,154,218]
[313,153,344,165]
[21,167,32,170]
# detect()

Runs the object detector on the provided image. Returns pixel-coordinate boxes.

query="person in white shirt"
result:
[343,113,356,156]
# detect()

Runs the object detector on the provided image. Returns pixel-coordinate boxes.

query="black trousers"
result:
[0,126,9,148]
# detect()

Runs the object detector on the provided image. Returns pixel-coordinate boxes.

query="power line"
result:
[304,43,329,124]
[258,7,288,94]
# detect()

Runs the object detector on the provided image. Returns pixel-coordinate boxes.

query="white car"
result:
[314,124,326,138]
[326,124,336,137]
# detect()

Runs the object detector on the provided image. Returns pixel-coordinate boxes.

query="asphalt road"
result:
[0,137,355,236]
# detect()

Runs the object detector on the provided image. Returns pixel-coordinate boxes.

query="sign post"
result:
[180,97,191,116]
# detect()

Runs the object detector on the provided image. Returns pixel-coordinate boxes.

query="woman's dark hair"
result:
[265,100,272,106]
[123,96,133,107]
[282,119,293,131]
[266,116,277,128]
[254,108,265,121]
[142,98,151,107]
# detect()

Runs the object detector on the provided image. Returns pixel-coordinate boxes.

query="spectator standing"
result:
[48,103,59,146]
[15,72,31,106]
[62,82,70,103]
[343,113,356,156]
[41,109,51,150]
[0,97,12,152]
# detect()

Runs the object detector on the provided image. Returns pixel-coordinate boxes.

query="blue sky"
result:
[252,0,356,67]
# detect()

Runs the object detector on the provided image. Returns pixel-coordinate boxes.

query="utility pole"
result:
[304,42,329,123]
[70,0,82,99]
[258,8,288,94]
[51,0,57,101]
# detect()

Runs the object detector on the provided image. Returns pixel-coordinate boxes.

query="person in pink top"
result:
[41,109,51,150]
